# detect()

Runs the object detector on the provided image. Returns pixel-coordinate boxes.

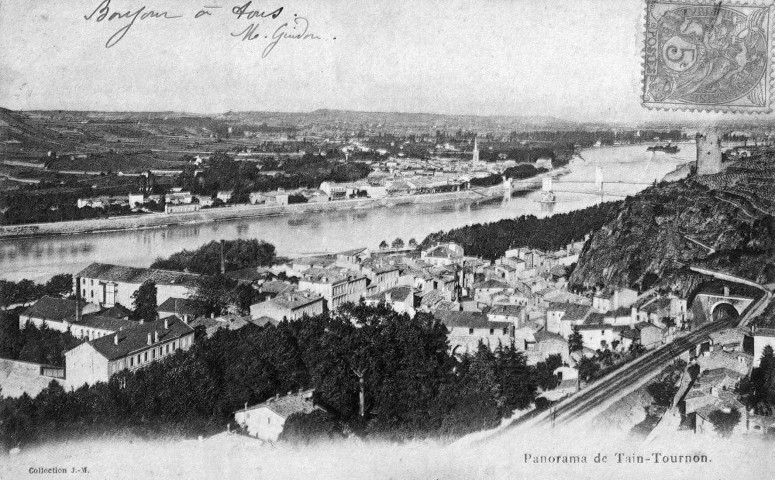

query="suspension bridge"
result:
[539,166,655,199]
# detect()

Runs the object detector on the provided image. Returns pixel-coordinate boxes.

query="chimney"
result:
[139,319,144,325]
[147,333,152,345]
[220,239,226,274]
[723,286,730,297]
[154,330,159,343]
[114,334,119,345]
[164,318,169,329]
[75,277,83,324]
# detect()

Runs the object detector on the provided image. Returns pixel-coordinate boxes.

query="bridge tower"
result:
[540,177,556,204]
[594,165,603,193]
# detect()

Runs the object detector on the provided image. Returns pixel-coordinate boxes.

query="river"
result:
[0,144,697,282]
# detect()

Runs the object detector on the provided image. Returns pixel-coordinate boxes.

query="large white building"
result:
[75,263,202,308]
[64,316,194,389]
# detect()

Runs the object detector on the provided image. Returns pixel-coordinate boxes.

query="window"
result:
[503,328,508,335]
[82,289,86,298]
[130,357,134,367]
[489,329,494,335]
[144,352,148,362]
[468,328,474,335]
[153,349,156,359]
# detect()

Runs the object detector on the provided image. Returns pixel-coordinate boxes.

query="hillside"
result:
[569,179,775,297]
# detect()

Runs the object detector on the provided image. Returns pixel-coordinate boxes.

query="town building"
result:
[297,269,368,309]
[64,316,194,388]
[436,310,513,354]
[249,291,324,322]
[592,287,638,313]
[364,285,416,316]
[19,296,136,340]
[420,243,464,267]
[234,389,323,442]
[75,263,203,308]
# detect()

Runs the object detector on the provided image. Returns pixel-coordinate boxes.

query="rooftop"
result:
[487,304,524,317]
[436,311,511,329]
[157,297,206,316]
[269,291,324,310]
[21,296,83,322]
[76,263,202,289]
[76,314,137,332]
[548,302,591,321]
[86,316,194,361]
[238,389,320,419]
[473,279,510,290]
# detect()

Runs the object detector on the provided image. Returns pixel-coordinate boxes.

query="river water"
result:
[0,144,697,282]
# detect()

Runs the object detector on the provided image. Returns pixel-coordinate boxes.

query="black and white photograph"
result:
[1,0,775,478]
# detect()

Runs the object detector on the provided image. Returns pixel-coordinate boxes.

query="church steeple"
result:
[472,136,480,165]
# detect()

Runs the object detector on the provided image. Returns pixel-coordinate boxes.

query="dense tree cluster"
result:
[0,274,73,308]
[150,239,276,275]
[0,310,81,367]
[178,153,372,198]
[0,303,561,449]
[421,201,622,259]
[744,345,775,415]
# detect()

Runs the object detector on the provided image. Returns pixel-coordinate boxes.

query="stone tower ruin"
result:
[695,131,722,175]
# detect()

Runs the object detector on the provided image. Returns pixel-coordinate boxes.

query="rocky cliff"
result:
[569,180,775,296]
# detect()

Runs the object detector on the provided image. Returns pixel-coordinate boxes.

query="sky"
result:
[0,0,770,124]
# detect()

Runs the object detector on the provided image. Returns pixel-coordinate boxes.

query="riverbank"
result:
[0,177,545,240]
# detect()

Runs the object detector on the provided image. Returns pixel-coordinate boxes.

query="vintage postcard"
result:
[1,0,775,479]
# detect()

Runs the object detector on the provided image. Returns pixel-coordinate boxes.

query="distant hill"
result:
[218,108,580,132]
[0,108,68,149]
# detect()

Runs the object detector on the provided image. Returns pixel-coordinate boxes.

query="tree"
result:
[131,281,157,321]
[391,238,404,249]
[568,326,584,353]
[438,343,503,436]
[44,274,73,298]
[754,345,775,407]
[577,356,600,383]
[379,240,388,250]
[408,238,417,248]
[494,344,535,412]
[647,376,679,407]
[707,408,741,437]
[193,275,239,316]
[150,239,276,275]
[278,409,341,444]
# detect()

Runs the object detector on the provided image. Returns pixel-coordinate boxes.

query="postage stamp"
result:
[642,0,773,113]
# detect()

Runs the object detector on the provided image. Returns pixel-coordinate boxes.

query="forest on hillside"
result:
[421,201,623,259]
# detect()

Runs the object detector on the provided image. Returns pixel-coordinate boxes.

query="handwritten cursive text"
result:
[84,0,182,48]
